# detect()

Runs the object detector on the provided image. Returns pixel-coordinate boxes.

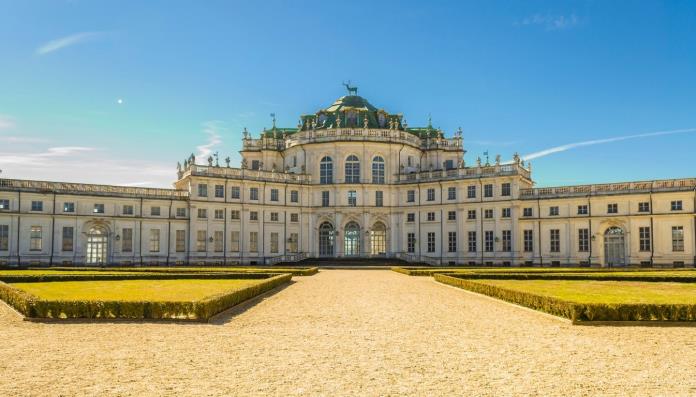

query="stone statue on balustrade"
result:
[207,156,213,166]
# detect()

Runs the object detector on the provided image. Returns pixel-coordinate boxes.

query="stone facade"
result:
[1,94,694,267]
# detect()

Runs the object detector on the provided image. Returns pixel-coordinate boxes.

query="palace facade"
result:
[1,92,694,267]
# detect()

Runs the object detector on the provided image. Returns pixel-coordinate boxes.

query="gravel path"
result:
[1,270,696,396]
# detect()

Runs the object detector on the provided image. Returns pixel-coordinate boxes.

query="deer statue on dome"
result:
[342,81,358,96]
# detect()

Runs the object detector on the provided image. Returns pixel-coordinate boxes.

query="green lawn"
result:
[472,279,696,304]
[11,279,266,302]
[0,270,140,275]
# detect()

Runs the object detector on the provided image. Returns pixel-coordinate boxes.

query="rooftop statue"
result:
[342,81,358,96]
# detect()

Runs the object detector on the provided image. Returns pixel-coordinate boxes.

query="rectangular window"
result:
[198,184,208,197]
[122,228,133,252]
[230,231,240,252]
[214,230,223,252]
[607,203,618,214]
[407,213,415,222]
[123,205,134,215]
[448,232,457,252]
[93,204,105,214]
[468,231,477,252]
[427,212,435,221]
[249,232,258,252]
[578,228,589,252]
[230,186,240,199]
[523,207,533,217]
[502,208,511,218]
[467,185,476,199]
[196,230,206,252]
[288,233,298,253]
[639,227,651,252]
[672,226,684,252]
[467,210,476,220]
[671,200,683,211]
[484,231,494,252]
[501,183,511,197]
[175,230,186,252]
[63,202,74,213]
[270,232,279,253]
[0,199,9,210]
[322,191,329,207]
[447,187,456,200]
[270,212,279,221]
[250,211,258,221]
[484,184,493,198]
[348,191,357,207]
[427,188,435,201]
[290,213,299,222]
[484,209,493,219]
[577,205,588,215]
[151,206,161,216]
[214,209,224,219]
[638,202,650,213]
[249,187,259,200]
[29,226,42,251]
[523,230,533,252]
[502,230,511,252]
[230,210,240,220]
[549,206,559,216]
[447,211,456,221]
[0,225,8,250]
[149,229,160,252]
[31,201,43,212]
[290,190,299,203]
[251,160,260,170]
[550,229,560,252]
[197,208,207,219]
[407,190,415,203]
[214,184,224,198]
[176,208,186,217]
[407,233,416,253]
[375,191,383,207]
[62,226,74,252]
[427,232,436,253]
[270,189,279,202]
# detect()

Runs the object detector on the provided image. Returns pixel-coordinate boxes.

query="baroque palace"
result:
[1,89,695,267]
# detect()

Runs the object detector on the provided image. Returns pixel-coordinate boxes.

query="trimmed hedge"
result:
[435,274,696,323]
[29,266,319,277]
[0,273,291,321]
[446,272,696,283]
[0,272,282,283]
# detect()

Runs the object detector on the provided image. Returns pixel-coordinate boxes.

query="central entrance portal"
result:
[604,226,625,267]
[344,222,361,256]
[86,227,108,265]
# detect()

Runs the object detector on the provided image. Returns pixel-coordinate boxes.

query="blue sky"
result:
[0,1,694,187]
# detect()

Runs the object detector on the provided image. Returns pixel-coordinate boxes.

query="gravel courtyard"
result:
[2,269,696,396]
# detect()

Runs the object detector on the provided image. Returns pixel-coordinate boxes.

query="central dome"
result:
[323,95,378,112]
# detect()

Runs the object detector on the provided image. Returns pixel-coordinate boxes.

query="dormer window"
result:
[378,113,387,128]
[318,113,327,125]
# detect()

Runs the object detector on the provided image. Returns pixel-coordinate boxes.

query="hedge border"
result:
[0,272,281,283]
[27,266,319,277]
[0,273,291,321]
[445,272,696,283]
[435,273,696,323]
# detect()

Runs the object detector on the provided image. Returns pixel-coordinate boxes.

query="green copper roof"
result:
[323,95,378,112]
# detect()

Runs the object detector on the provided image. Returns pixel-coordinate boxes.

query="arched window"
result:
[345,155,360,183]
[370,222,387,255]
[320,156,333,184]
[86,226,108,265]
[319,222,335,256]
[372,156,385,184]
[344,222,361,256]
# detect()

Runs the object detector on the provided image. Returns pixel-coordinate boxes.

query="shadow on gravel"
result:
[208,280,297,325]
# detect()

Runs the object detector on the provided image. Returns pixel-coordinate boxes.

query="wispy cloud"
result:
[36,31,106,55]
[521,128,696,161]
[196,121,224,160]
[0,115,15,130]
[519,14,579,31]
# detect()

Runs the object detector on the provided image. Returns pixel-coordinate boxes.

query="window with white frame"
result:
[196,230,206,252]
[372,156,385,184]
[672,226,684,251]
[345,155,360,183]
[198,184,208,197]
[448,232,457,252]
[30,226,42,251]
[214,184,224,198]
[427,232,436,253]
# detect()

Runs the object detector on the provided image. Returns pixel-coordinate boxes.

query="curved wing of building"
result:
[0,91,694,267]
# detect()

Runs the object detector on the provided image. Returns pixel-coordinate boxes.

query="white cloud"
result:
[0,115,15,130]
[520,14,579,31]
[196,121,224,160]
[36,31,106,55]
[521,128,696,162]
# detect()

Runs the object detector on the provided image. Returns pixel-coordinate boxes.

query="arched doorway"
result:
[344,222,361,256]
[318,222,335,256]
[604,227,625,267]
[370,222,386,256]
[86,226,108,265]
